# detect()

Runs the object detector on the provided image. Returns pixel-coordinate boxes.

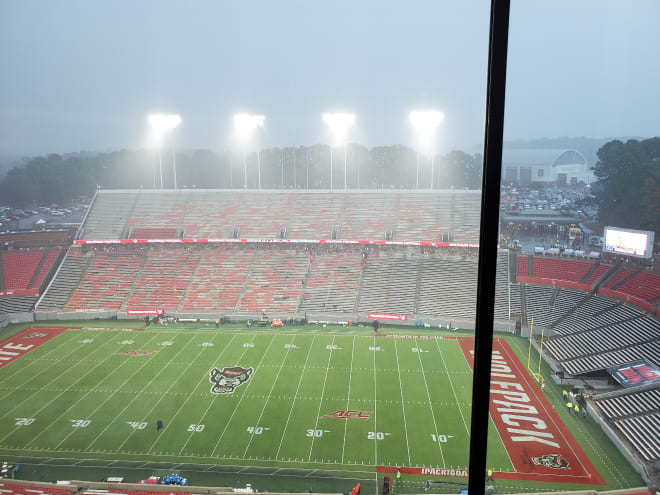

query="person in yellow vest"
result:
[574,403,580,417]
[396,467,401,480]
[562,389,568,400]
[486,469,494,482]
[566,401,573,412]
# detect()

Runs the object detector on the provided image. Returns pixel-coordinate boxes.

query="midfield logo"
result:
[209,366,254,394]
[531,453,570,470]
[25,332,48,338]
[321,410,371,420]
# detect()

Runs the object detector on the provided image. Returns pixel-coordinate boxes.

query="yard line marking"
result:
[414,337,445,468]
[372,334,378,465]
[434,339,469,435]
[15,332,163,448]
[243,336,296,457]
[275,335,316,459]
[83,334,196,450]
[210,335,277,457]
[0,329,79,385]
[0,331,116,419]
[115,334,215,452]
[340,336,355,464]
[149,333,236,454]
[307,336,334,462]
[393,338,411,465]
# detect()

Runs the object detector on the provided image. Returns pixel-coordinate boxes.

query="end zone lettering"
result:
[322,410,371,420]
[0,327,68,368]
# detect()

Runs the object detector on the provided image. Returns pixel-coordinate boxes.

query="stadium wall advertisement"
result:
[72,238,479,248]
[0,288,39,298]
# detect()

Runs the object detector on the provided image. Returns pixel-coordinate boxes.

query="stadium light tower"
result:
[323,112,355,191]
[409,110,444,189]
[234,113,265,189]
[148,114,181,189]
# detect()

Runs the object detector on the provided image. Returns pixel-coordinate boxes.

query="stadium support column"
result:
[467,4,510,495]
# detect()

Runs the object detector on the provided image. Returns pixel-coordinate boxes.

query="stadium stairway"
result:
[0,256,4,291]
[36,251,91,311]
[119,250,150,310]
[413,256,423,314]
[548,291,592,329]
[27,251,48,289]
[611,267,643,290]
[177,247,206,311]
[580,261,601,284]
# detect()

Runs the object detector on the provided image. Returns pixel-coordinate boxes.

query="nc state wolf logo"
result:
[209,366,253,394]
[531,453,570,470]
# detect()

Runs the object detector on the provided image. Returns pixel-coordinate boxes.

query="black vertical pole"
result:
[467,1,510,495]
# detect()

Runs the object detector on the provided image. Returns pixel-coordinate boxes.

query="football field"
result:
[0,323,610,489]
[0,325,501,474]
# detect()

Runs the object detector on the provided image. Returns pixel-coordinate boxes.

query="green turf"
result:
[0,321,646,493]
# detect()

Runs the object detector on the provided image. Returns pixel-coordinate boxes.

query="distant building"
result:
[502,149,594,185]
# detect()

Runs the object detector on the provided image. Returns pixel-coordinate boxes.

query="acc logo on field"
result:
[321,410,371,420]
[118,350,156,356]
[531,453,570,470]
[25,332,48,339]
[209,366,254,394]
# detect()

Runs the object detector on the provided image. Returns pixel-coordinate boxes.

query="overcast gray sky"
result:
[1,0,658,156]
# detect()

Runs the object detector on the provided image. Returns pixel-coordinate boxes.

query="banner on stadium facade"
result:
[607,360,660,388]
[368,313,408,321]
[73,238,479,249]
[126,309,164,315]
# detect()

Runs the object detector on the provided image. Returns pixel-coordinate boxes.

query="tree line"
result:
[0,145,483,205]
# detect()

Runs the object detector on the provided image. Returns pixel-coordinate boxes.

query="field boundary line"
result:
[115,333,216,451]
[307,336,335,462]
[243,336,296,456]
[152,334,237,453]
[340,336,355,464]
[275,335,316,459]
[372,334,378,465]
[83,333,198,450]
[210,334,277,456]
[18,332,163,448]
[414,337,445,468]
[393,338,411,466]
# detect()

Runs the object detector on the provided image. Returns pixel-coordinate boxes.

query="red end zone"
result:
[459,338,604,485]
[0,326,68,369]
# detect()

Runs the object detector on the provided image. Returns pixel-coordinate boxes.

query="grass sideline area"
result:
[0,320,645,493]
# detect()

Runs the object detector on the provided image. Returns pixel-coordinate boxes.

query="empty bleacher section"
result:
[357,251,419,315]
[126,246,200,310]
[601,270,660,308]
[593,387,660,463]
[65,248,146,309]
[79,192,136,239]
[1,251,45,290]
[0,295,37,314]
[552,298,640,335]
[494,250,510,319]
[181,246,255,311]
[417,257,477,320]
[532,257,593,283]
[517,255,528,277]
[80,190,482,243]
[237,247,309,313]
[544,316,660,363]
[30,250,60,289]
[36,250,90,311]
[560,339,660,376]
[299,249,362,313]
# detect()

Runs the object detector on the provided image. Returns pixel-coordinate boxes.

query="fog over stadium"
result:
[1,0,659,156]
